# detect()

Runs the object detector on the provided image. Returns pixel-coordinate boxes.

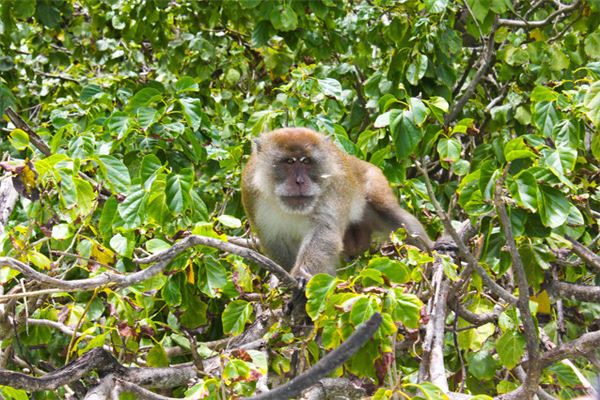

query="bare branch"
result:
[445,22,497,126]
[4,107,51,156]
[541,330,600,368]
[498,0,580,27]
[0,234,297,298]
[414,160,517,305]
[247,313,382,400]
[565,235,600,273]
[494,166,540,399]
[549,280,600,303]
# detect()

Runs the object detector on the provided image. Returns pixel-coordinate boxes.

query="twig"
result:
[247,313,382,400]
[565,235,600,273]
[494,165,540,399]
[445,22,498,126]
[498,0,580,27]
[414,160,517,305]
[4,107,51,156]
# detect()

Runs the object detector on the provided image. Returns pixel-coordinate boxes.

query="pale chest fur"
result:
[253,197,313,244]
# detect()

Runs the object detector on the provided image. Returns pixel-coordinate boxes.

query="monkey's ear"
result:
[252,138,262,152]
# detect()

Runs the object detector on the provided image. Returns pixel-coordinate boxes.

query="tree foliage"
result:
[0,0,599,399]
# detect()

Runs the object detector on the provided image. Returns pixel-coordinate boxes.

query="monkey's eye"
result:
[300,157,311,164]
[285,158,296,164]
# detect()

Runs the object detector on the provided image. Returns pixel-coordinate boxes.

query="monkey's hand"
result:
[433,234,459,254]
[285,277,308,316]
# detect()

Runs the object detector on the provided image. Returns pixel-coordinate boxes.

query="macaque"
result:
[241,128,434,281]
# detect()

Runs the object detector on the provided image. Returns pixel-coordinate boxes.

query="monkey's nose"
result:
[295,176,305,185]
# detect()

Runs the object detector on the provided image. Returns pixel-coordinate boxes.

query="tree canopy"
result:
[0,0,599,399]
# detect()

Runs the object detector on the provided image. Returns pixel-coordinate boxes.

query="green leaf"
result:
[0,85,16,115]
[179,97,202,131]
[584,81,600,126]
[162,276,182,306]
[409,97,428,126]
[166,172,193,213]
[425,0,448,13]
[391,110,423,159]
[97,155,131,193]
[118,185,147,228]
[368,257,409,284]
[140,154,163,188]
[537,185,570,228]
[504,137,537,161]
[80,84,104,102]
[110,233,132,258]
[584,31,600,59]
[350,297,377,325]
[270,4,298,31]
[137,107,158,129]
[222,300,253,335]
[541,147,577,179]
[317,78,343,100]
[390,288,422,329]
[199,258,228,298]
[530,86,558,103]
[52,223,71,240]
[180,297,208,329]
[467,350,498,380]
[175,76,199,93]
[105,112,130,139]
[496,330,525,369]
[467,0,491,22]
[73,177,95,216]
[437,138,461,163]
[509,171,538,211]
[216,214,242,228]
[147,344,169,367]
[306,274,337,319]
[127,87,162,111]
[9,129,29,151]
[146,239,171,254]
[533,101,559,136]
[406,53,428,86]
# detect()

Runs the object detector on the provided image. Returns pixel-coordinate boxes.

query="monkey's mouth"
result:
[280,195,315,210]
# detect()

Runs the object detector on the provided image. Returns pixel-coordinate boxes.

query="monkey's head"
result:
[252,128,339,214]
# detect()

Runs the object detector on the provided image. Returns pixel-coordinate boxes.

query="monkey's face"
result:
[271,151,323,213]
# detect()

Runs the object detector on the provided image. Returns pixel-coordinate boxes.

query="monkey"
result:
[241,127,434,282]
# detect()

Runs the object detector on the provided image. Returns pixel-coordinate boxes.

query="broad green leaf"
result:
[222,300,253,335]
[166,172,193,213]
[530,86,558,103]
[162,276,182,306]
[406,53,428,86]
[306,274,338,319]
[368,257,409,283]
[140,154,163,188]
[584,81,600,126]
[467,0,491,22]
[99,196,118,240]
[216,215,242,228]
[137,107,158,129]
[73,177,95,216]
[28,251,51,270]
[584,31,600,59]
[147,344,169,367]
[110,233,131,257]
[437,138,461,163]
[52,223,71,240]
[425,0,448,13]
[391,110,423,159]
[80,84,104,102]
[97,155,131,193]
[317,78,343,100]
[350,297,378,325]
[0,85,16,115]
[467,350,498,380]
[179,97,202,131]
[105,112,130,139]
[504,137,536,161]
[541,147,577,179]
[199,258,228,298]
[179,296,208,329]
[127,87,162,111]
[0,386,28,400]
[9,129,29,151]
[409,97,428,125]
[509,171,538,211]
[118,185,147,228]
[175,76,199,93]
[390,288,422,329]
[146,239,171,254]
[374,111,393,128]
[496,330,525,369]
[533,101,559,136]
[537,185,570,228]
[270,4,298,31]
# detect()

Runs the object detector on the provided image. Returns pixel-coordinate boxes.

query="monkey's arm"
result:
[289,221,344,280]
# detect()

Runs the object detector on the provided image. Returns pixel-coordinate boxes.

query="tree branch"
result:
[498,0,580,27]
[494,165,540,399]
[247,313,382,400]
[565,235,600,273]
